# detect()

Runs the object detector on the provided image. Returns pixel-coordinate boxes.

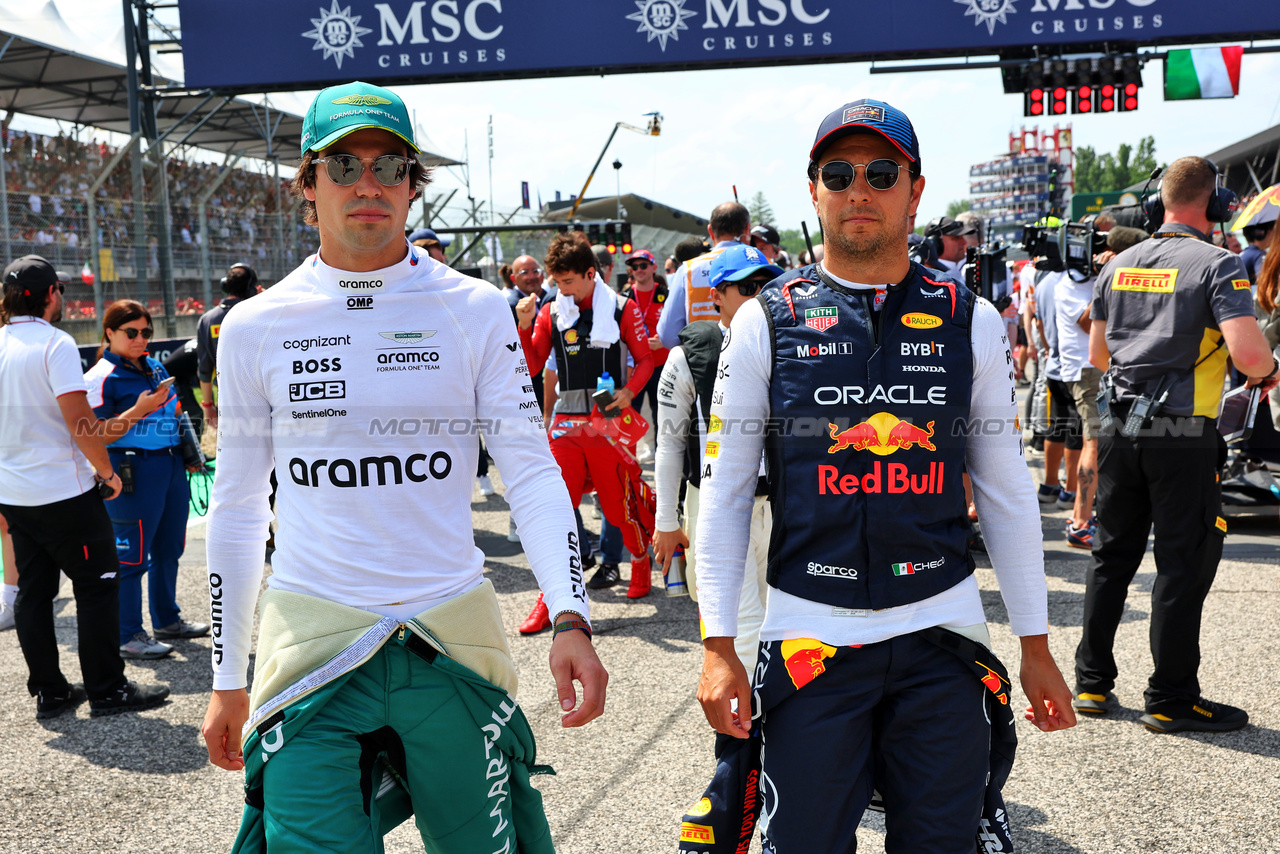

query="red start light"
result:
[1080,100,1092,112]
[1101,84,1115,96]
[1031,102,1044,115]
[1031,87,1044,99]
[1079,86,1092,98]
[1125,83,1138,95]
[1101,98,1115,110]
[621,243,634,254]
[1054,102,1067,114]
[1125,96,1138,109]
[1054,87,1067,99]
[606,243,618,255]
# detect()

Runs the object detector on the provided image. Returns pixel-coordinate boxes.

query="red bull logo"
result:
[977,662,1010,705]
[780,638,837,690]
[827,412,936,456]
[818,461,946,495]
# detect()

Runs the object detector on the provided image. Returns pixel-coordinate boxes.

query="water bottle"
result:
[665,546,689,597]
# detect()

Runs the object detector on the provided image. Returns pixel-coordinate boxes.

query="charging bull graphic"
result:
[827,412,936,455]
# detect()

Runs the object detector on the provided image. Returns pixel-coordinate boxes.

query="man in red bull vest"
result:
[693,98,1075,853]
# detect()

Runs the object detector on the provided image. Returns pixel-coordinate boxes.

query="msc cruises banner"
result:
[178,0,1280,92]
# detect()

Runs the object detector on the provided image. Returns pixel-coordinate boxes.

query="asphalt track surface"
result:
[3,454,1280,854]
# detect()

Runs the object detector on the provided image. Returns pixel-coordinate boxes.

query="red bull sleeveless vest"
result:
[760,263,975,610]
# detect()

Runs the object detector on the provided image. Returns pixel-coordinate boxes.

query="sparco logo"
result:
[289,380,346,401]
[337,278,384,291]
[807,561,859,579]
[288,452,453,488]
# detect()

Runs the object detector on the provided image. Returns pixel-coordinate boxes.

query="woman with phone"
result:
[84,300,209,660]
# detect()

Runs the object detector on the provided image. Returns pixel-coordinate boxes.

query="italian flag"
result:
[1164,47,1242,100]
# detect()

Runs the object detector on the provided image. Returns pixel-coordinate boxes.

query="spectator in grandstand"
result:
[197,263,261,431]
[0,255,169,719]
[656,202,751,349]
[85,299,210,661]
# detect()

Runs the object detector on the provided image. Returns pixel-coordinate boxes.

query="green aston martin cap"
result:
[301,81,419,156]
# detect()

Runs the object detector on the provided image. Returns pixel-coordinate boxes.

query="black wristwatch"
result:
[1264,358,1279,381]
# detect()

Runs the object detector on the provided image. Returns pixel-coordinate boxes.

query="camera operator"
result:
[1076,157,1278,733]
[0,255,169,719]
[923,215,977,279]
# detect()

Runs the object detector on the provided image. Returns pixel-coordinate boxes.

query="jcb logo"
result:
[289,381,346,402]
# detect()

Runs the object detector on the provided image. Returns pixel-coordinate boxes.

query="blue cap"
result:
[407,227,451,247]
[809,99,920,167]
[710,244,784,289]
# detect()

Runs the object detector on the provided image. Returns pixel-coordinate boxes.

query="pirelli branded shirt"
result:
[1092,223,1254,418]
[206,244,587,690]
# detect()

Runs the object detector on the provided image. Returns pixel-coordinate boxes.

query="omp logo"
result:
[288,452,453,488]
[331,94,391,106]
[346,296,373,310]
[901,312,942,329]
[379,330,436,344]
[289,380,346,402]
[626,0,697,51]
[302,1,372,69]
[1113,267,1177,293]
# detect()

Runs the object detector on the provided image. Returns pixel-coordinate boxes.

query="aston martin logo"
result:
[955,0,1017,36]
[626,0,697,52]
[302,1,372,69]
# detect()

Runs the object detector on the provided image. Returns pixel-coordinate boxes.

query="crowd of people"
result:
[1,125,305,304]
[1,79,1277,853]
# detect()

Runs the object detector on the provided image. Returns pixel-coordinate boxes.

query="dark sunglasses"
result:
[628,261,651,270]
[814,159,904,192]
[717,277,768,297]
[116,326,154,340]
[313,154,416,187]
[51,282,65,294]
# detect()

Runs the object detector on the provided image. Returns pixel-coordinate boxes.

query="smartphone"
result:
[592,387,619,418]
[158,376,176,389]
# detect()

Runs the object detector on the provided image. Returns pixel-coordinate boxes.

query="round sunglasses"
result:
[812,159,905,192]
[115,326,154,340]
[313,154,416,187]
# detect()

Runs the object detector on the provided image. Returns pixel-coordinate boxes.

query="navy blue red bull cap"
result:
[809,99,921,169]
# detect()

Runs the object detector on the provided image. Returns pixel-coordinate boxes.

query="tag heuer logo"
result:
[380,330,437,344]
[626,0,697,52]
[804,307,838,332]
[302,1,372,69]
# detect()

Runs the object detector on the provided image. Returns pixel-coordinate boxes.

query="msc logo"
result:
[302,1,372,69]
[346,296,373,310]
[901,312,942,329]
[292,357,342,374]
[626,0,698,51]
[956,0,1016,36]
[289,380,346,402]
[288,452,453,488]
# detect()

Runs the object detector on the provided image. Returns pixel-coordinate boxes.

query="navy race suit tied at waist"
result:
[760,263,976,611]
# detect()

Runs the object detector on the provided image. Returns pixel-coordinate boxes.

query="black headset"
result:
[922,217,946,258]
[220,262,259,295]
[1143,160,1237,232]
